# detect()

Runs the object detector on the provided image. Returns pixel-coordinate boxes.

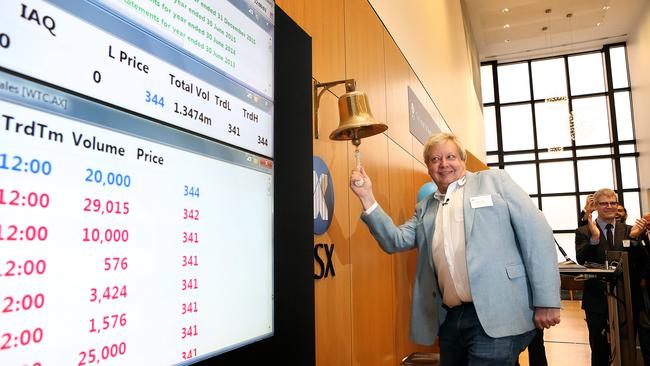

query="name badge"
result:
[622,239,630,248]
[470,195,493,208]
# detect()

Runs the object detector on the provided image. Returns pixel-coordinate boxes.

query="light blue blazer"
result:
[361,170,560,345]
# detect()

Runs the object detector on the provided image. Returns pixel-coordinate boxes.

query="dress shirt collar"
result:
[595,217,616,232]
[434,176,466,203]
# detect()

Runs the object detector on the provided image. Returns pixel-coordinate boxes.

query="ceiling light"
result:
[597,22,602,26]
[603,5,611,10]
[503,24,510,29]
[504,39,510,43]
[502,8,509,13]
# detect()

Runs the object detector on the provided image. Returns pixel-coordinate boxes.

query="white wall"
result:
[627,1,650,213]
[368,0,486,160]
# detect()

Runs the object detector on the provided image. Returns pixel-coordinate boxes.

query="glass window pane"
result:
[577,159,614,192]
[501,104,534,151]
[568,53,605,95]
[572,96,610,145]
[615,91,634,141]
[621,157,639,189]
[481,65,494,104]
[504,154,535,162]
[619,144,636,154]
[531,58,567,100]
[576,147,612,157]
[504,164,538,194]
[623,192,641,223]
[555,233,577,262]
[539,161,575,193]
[498,63,531,103]
[535,101,571,149]
[483,106,498,151]
[487,155,499,164]
[539,150,572,160]
[541,196,578,230]
[610,46,629,89]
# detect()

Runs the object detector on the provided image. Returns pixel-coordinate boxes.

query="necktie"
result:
[605,223,613,248]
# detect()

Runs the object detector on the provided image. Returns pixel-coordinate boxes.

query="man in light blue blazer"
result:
[350,133,561,365]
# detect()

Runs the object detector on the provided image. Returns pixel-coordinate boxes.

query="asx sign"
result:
[313,156,334,235]
[313,156,335,279]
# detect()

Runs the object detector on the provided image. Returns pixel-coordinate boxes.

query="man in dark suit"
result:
[575,189,646,366]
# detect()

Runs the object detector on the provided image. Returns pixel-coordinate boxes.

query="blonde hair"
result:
[422,133,467,163]
[592,188,617,204]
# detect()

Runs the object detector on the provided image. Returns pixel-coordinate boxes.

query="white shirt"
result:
[432,177,472,307]
[363,177,472,307]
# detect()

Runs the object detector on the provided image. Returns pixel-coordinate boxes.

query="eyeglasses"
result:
[596,201,618,207]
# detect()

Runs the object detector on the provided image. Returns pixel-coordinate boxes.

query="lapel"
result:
[613,222,629,249]
[422,196,438,270]
[598,221,628,249]
[463,172,478,240]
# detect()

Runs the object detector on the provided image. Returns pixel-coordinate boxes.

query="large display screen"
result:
[0,0,275,365]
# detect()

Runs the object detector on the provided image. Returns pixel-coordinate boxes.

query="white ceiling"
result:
[463,0,648,62]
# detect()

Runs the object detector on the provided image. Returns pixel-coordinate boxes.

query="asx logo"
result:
[313,156,334,235]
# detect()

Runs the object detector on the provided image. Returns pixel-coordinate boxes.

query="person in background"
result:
[631,212,650,245]
[616,203,628,224]
[631,212,650,365]
[574,189,646,366]
[349,132,561,366]
[515,328,547,366]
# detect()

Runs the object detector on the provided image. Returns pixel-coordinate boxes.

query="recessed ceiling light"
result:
[597,22,602,26]
[603,5,611,10]
[503,24,510,29]
[502,8,509,13]
[504,39,511,43]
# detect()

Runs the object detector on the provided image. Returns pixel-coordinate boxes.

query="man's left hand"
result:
[534,307,561,329]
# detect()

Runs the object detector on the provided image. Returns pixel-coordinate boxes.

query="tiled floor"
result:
[518,300,591,366]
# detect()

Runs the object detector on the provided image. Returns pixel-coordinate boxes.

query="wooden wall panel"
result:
[347,133,394,366]
[304,0,346,83]
[387,142,416,361]
[276,0,345,83]
[383,30,411,151]
[274,0,305,28]
[345,0,387,124]
[313,93,353,366]
[344,0,394,364]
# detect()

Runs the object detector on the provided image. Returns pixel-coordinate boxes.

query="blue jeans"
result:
[439,303,536,366]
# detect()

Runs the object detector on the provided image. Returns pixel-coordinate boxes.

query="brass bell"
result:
[313,78,388,187]
[329,90,388,147]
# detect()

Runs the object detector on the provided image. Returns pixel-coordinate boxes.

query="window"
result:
[481,45,640,262]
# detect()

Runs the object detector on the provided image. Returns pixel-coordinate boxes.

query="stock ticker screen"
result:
[0,0,275,364]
